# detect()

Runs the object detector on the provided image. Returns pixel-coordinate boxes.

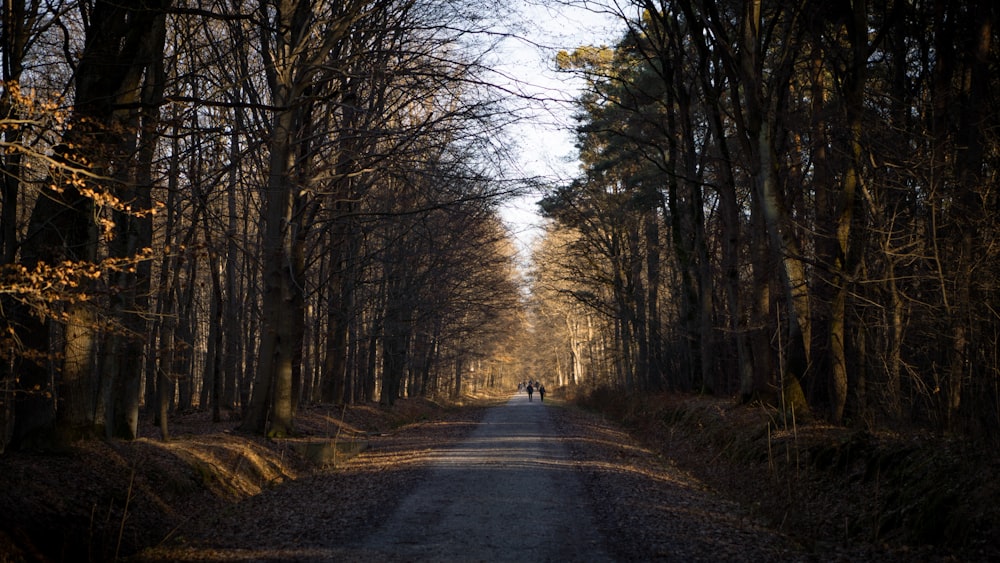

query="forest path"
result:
[356,393,611,561]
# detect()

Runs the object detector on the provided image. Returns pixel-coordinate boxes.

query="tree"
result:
[4,0,171,449]
[240,0,363,437]
[540,0,1000,438]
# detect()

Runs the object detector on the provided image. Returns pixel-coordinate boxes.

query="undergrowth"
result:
[569,385,1000,561]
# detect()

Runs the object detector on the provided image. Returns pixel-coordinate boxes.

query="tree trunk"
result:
[739,0,810,415]
[242,99,299,436]
[709,105,752,400]
[222,56,251,412]
[677,0,754,400]
[755,124,810,416]
[626,219,650,389]
[204,254,224,423]
[322,264,349,404]
[814,0,866,425]
[174,258,197,413]
[453,356,464,399]
[380,297,411,406]
[942,0,991,428]
[241,0,316,437]
[0,0,30,452]
[643,210,664,391]
[107,7,167,439]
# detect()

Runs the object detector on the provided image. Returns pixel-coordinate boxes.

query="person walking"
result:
[538,384,546,402]
[526,383,534,402]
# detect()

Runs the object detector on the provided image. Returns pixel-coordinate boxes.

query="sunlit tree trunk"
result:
[735,0,810,415]
[826,0,867,423]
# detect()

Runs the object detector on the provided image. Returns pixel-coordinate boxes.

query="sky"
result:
[489,1,622,259]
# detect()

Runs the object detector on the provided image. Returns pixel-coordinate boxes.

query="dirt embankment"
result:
[573,388,1000,561]
[0,397,489,562]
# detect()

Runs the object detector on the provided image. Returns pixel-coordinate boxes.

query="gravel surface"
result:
[139,394,807,562]
[358,394,612,562]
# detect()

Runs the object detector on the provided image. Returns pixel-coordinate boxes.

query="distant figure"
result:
[538,384,546,402]
[526,383,534,401]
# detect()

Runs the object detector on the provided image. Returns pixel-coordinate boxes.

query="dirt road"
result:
[139,393,805,562]
[359,393,611,561]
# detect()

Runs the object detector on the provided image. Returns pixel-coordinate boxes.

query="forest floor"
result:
[0,389,997,562]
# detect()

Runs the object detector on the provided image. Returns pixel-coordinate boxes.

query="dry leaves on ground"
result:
[3,392,996,562]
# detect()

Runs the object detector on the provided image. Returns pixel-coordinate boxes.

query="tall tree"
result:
[7,0,171,448]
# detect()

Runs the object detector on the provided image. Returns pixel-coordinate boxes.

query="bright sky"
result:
[490,0,621,259]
